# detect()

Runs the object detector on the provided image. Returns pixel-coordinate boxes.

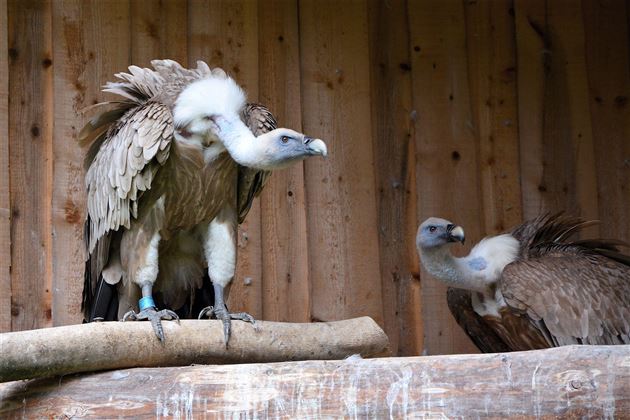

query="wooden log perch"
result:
[0,317,389,383]
[0,345,628,418]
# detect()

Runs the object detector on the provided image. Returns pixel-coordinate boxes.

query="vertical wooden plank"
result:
[514,0,546,220]
[547,0,599,224]
[465,0,522,234]
[8,0,53,330]
[188,0,263,318]
[258,0,310,322]
[367,0,422,356]
[0,0,11,332]
[408,0,481,355]
[583,0,630,242]
[300,0,384,325]
[516,0,600,224]
[51,0,130,325]
[130,0,188,67]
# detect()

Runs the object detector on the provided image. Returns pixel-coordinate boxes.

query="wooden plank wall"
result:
[1,0,629,356]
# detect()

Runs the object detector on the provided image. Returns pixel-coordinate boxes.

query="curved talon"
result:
[198,306,215,319]
[122,310,138,322]
[120,307,180,342]
[199,305,256,347]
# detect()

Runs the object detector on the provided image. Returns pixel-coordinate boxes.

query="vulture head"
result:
[416,217,466,250]
[417,217,521,294]
[246,127,327,170]
[173,75,327,170]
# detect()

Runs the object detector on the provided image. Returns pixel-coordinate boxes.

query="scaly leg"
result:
[198,282,255,346]
[198,210,255,347]
[120,228,179,342]
[122,284,180,342]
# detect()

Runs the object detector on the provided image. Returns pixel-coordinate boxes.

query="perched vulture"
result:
[81,59,327,343]
[416,213,630,352]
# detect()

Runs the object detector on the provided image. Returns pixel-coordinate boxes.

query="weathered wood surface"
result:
[409,0,482,355]
[3,0,630,357]
[0,0,11,334]
[1,345,628,418]
[0,317,389,383]
[367,0,422,357]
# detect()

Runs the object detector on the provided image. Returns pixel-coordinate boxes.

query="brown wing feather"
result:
[500,252,630,345]
[446,288,511,353]
[236,103,277,223]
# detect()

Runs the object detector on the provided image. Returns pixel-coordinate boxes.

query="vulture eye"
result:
[428,226,437,233]
[281,136,290,144]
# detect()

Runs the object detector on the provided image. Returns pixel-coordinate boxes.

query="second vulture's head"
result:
[416,217,465,251]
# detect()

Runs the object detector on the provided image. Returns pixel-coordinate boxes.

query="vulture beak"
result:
[304,137,328,157]
[447,224,465,244]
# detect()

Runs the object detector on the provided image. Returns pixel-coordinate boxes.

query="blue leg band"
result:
[139,296,156,311]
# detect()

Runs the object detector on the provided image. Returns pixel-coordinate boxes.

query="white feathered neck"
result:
[420,233,521,294]
[172,76,270,168]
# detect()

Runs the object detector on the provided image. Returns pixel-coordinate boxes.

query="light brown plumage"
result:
[80,60,326,343]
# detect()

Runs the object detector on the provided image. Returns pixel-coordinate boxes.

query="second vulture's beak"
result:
[304,137,328,157]
[446,224,465,244]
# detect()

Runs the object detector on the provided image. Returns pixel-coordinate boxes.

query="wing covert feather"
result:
[500,255,630,345]
[85,102,173,254]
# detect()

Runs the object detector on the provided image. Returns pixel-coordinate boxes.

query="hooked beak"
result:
[304,137,327,157]
[446,224,465,244]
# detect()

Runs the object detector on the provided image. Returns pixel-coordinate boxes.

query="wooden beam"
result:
[367,0,421,356]
[7,0,54,331]
[1,345,628,418]
[258,0,311,323]
[408,0,482,355]
[0,0,11,333]
[299,0,384,326]
[0,317,389,383]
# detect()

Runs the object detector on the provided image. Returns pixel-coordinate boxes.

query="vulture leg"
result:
[198,210,255,346]
[119,226,180,342]
[122,284,180,342]
[199,283,256,346]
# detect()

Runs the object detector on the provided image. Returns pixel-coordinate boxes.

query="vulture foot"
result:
[198,305,256,347]
[122,307,180,342]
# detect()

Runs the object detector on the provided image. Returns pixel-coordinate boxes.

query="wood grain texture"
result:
[0,0,10,333]
[299,0,384,325]
[130,0,188,67]
[258,0,311,323]
[583,0,630,243]
[539,1,591,216]
[465,0,522,234]
[7,0,53,331]
[514,0,546,220]
[51,0,130,326]
[546,0,598,225]
[0,317,389,383]
[188,0,264,318]
[408,0,481,355]
[367,0,421,356]
[2,0,630,359]
[1,345,628,418]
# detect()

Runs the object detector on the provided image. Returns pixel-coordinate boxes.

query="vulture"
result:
[81,59,327,343]
[416,213,630,352]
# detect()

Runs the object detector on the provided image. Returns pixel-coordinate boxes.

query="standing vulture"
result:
[81,59,327,343]
[416,213,630,352]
